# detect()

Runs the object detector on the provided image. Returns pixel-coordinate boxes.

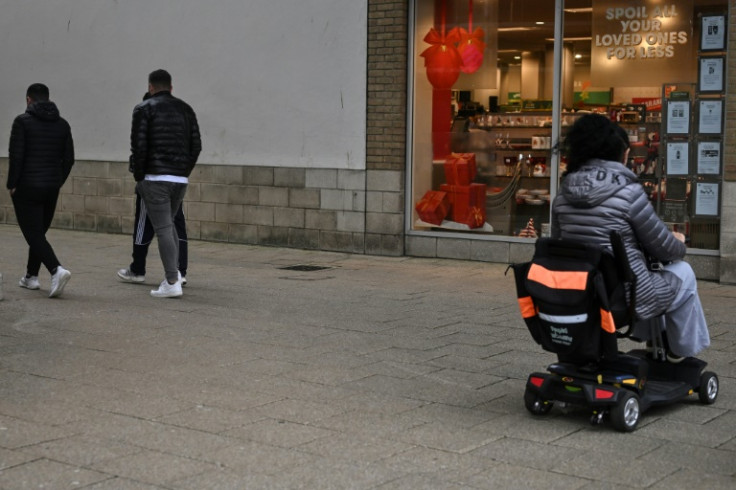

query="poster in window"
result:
[661,201,687,223]
[701,15,726,51]
[697,141,721,175]
[694,182,719,216]
[698,99,723,134]
[666,142,689,175]
[698,57,725,93]
[666,100,690,134]
[666,178,688,200]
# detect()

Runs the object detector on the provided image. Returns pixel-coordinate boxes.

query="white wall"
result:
[0,0,367,169]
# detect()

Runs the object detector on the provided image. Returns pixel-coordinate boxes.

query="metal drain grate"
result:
[279,264,332,272]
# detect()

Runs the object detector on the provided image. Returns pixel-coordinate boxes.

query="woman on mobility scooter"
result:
[552,113,710,360]
[517,113,717,431]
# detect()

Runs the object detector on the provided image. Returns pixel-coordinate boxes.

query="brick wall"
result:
[365,0,409,255]
[0,159,371,253]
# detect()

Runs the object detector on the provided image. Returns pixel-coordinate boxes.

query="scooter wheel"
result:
[610,391,640,432]
[698,371,719,405]
[524,388,552,415]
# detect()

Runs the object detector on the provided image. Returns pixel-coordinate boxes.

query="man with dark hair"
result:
[129,69,201,298]
[7,83,74,297]
[148,69,172,89]
[118,92,189,286]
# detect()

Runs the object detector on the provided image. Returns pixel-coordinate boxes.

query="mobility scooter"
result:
[511,233,719,432]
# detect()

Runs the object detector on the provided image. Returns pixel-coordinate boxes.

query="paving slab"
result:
[0,225,735,488]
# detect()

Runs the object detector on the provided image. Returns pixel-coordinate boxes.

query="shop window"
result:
[410,0,727,251]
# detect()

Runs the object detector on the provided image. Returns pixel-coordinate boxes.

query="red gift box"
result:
[415,190,449,225]
[443,153,477,185]
[441,183,486,228]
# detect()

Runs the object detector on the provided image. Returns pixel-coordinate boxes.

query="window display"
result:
[410,0,728,250]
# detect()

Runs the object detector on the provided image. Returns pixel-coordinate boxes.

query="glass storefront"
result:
[410,0,728,250]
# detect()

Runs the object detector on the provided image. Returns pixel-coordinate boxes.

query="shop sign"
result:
[521,99,553,111]
[591,0,694,87]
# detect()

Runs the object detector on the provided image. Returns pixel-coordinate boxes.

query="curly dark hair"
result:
[560,113,629,174]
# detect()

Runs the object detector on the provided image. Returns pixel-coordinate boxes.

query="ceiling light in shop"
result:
[498,27,536,32]
[564,8,593,14]
[545,37,592,42]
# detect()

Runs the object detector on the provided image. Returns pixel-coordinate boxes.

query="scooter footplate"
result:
[642,380,691,407]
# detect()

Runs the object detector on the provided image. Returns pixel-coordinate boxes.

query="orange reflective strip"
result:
[527,263,588,291]
[600,308,616,333]
[518,296,537,318]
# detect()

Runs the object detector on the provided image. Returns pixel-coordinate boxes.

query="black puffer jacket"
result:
[130,91,201,182]
[551,158,686,320]
[7,101,74,190]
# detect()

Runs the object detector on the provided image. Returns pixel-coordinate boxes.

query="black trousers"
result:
[11,186,62,276]
[129,190,188,277]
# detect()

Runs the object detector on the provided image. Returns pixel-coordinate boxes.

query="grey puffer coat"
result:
[551,158,686,320]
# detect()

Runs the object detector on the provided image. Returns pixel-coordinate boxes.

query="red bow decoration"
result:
[458,27,486,74]
[466,206,485,228]
[420,27,462,89]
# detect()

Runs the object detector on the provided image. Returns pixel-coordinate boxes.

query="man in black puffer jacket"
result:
[7,83,74,298]
[130,69,201,298]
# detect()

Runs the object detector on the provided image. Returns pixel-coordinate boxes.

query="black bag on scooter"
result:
[510,238,619,363]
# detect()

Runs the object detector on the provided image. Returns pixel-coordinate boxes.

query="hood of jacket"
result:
[560,159,638,208]
[26,101,61,122]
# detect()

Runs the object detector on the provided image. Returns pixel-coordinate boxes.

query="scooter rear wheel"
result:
[610,391,640,432]
[698,371,719,404]
[524,387,553,415]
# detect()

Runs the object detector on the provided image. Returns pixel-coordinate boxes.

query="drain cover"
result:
[279,265,332,272]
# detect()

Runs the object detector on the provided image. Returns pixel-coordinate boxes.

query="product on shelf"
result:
[518,218,538,238]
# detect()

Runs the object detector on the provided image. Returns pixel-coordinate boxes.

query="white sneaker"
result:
[117,268,145,283]
[666,352,685,363]
[151,279,182,298]
[19,275,40,290]
[49,267,71,298]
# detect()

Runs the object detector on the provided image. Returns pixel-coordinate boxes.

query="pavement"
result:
[0,224,734,489]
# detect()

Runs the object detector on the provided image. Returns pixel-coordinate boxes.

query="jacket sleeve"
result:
[7,116,25,189]
[628,185,686,262]
[130,105,148,182]
[61,123,75,185]
[188,109,201,174]
[550,196,561,239]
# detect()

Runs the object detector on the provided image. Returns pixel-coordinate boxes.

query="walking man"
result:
[118,92,189,286]
[7,83,74,298]
[130,69,201,298]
